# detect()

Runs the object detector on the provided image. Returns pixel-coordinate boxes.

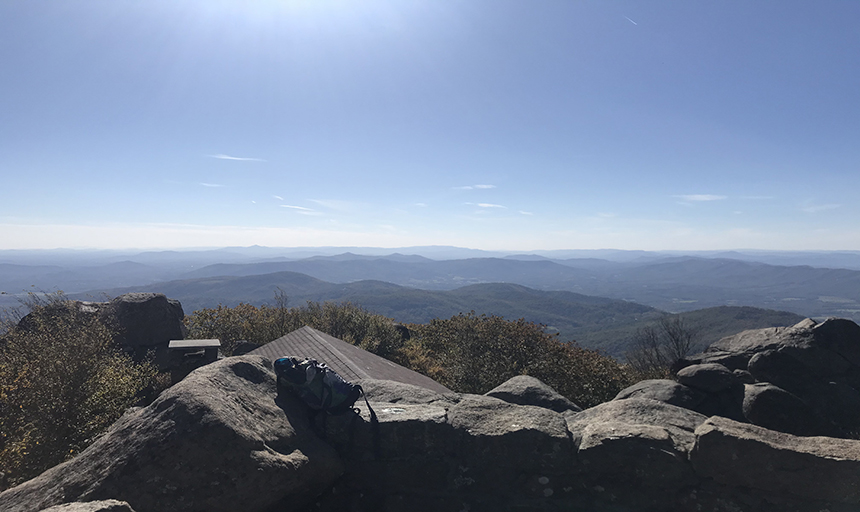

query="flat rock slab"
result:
[691,416,860,503]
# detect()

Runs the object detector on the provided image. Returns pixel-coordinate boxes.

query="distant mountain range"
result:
[76,270,804,357]
[0,246,848,356]
[123,254,860,322]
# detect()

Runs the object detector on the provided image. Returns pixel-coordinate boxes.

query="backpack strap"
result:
[355,385,380,460]
[356,385,378,424]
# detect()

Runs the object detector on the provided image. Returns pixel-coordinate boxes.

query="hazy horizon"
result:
[3,1,859,251]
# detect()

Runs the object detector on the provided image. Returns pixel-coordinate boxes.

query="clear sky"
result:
[2,0,859,251]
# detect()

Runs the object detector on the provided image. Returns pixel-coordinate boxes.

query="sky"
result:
[2,0,859,251]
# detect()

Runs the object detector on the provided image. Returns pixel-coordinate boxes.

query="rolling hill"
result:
[84,271,806,357]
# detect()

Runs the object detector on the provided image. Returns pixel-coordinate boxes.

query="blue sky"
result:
[2,0,859,251]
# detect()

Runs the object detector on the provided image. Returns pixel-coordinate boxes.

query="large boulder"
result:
[565,399,706,510]
[0,356,342,512]
[691,416,860,505]
[690,318,817,370]
[100,293,186,362]
[742,383,838,437]
[484,375,582,413]
[614,379,707,410]
[676,363,737,393]
[686,317,860,438]
[356,378,461,406]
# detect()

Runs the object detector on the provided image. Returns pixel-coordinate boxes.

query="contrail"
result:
[624,16,638,25]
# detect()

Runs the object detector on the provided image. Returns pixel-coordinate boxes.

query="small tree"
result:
[625,315,700,378]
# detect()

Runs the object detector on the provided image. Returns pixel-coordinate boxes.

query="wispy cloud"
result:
[280,205,314,211]
[740,195,774,200]
[308,199,363,212]
[415,203,427,207]
[273,195,283,201]
[454,184,496,190]
[465,202,506,208]
[624,15,638,25]
[802,203,840,213]
[207,154,266,162]
[519,211,534,216]
[199,182,224,188]
[674,194,727,202]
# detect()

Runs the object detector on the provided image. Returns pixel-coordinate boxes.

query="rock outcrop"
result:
[98,293,186,363]
[15,292,186,368]
[0,357,342,512]
[616,317,860,438]
[6,317,860,512]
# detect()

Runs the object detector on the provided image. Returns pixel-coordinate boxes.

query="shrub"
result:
[0,293,156,488]
[187,301,634,408]
[184,295,405,360]
[407,313,634,408]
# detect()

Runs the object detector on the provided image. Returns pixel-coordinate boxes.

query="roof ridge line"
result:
[305,326,372,380]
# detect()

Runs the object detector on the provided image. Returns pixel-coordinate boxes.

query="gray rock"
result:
[691,415,860,504]
[566,399,706,510]
[749,349,860,435]
[743,383,839,437]
[691,318,817,370]
[101,293,186,354]
[0,356,343,512]
[810,317,860,368]
[732,369,755,384]
[614,379,707,410]
[568,398,707,454]
[748,349,819,395]
[40,501,136,512]
[320,392,575,511]
[355,378,461,406]
[446,395,573,494]
[484,375,582,413]
[676,363,736,393]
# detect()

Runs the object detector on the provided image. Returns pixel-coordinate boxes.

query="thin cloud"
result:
[207,154,266,161]
[415,203,427,207]
[519,211,534,216]
[802,203,840,213]
[454,184,496,190]
[280,205,314,211]
[624,15,638,25]
[308,199,362,212]
[199,182,224,188]
[477,203,506,208]
[674,194,727,202]
[740,195,774,200]
[273,195,283,201]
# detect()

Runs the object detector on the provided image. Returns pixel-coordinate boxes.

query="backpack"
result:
[274,356,377,419]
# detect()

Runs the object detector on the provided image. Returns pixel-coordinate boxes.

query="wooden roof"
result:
[248,326,452,394]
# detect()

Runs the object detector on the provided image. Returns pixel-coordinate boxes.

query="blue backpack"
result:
[274,357,377,419]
